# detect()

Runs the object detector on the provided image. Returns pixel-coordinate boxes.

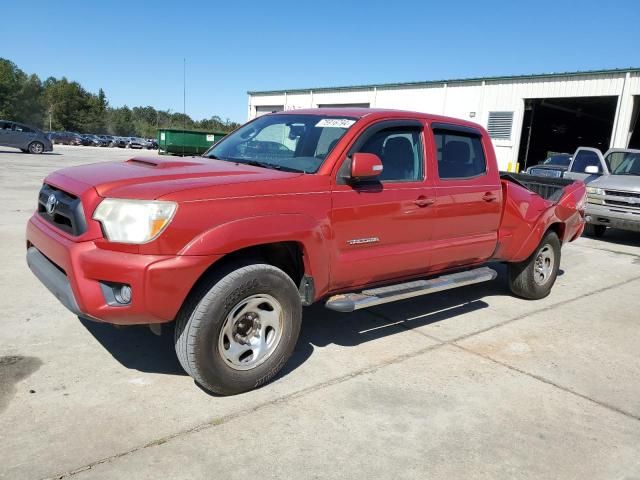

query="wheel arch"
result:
[175,239,315,327]
[179,214,329,292]
[547,222,566,242]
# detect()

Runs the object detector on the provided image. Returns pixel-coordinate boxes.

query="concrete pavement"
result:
[1,145,639,479]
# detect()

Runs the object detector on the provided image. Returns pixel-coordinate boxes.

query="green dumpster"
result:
[157,128,226,156]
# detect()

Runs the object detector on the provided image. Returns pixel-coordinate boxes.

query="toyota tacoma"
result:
[26,109,586,395]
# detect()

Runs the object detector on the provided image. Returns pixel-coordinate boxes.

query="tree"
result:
[0,57,240,136]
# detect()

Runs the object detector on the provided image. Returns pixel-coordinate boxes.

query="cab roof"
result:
[270,107,486,131]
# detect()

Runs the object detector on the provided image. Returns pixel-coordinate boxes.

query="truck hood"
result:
[48,156,302,199]
[589,174,640,192]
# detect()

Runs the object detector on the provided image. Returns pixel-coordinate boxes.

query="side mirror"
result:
[584,165,600,174]
[350,153,383,181]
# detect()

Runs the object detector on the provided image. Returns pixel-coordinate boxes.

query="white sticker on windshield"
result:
[315,118,356,128]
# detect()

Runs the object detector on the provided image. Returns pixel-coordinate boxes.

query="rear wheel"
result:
[174,263,302,395]
[28,141,44,154]
[584,223,606,238]
[508,231,561,300]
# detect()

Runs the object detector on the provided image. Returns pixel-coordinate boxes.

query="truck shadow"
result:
[583,229,640,248]
[79,319,187,376]
[80,263,514,382]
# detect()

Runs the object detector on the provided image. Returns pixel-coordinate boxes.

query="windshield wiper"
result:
[234,159,302,173]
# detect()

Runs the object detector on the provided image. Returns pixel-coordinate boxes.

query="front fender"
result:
[179,214,330,297]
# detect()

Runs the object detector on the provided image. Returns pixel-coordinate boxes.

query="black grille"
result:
[604,198,640,209]
[605,190,640,199]
[37,184,87,235]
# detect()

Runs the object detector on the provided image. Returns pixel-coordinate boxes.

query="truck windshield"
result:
[203,114,357,173]
[608,151,640,176]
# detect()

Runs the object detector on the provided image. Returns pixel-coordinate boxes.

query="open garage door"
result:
[517,96,618,169]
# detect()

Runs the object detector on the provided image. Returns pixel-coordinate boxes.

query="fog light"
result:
[114,285,132,304]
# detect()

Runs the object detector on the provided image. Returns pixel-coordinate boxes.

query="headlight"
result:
[586,186,604,196]
[93,199,177,243]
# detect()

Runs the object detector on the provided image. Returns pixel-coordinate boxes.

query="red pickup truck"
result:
[26,108,586,395]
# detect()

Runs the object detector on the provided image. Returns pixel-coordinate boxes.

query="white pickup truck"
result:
[564,147,640,237]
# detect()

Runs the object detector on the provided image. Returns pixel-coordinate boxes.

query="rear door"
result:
[565,147,608,183]
[428,123,502,271]
[329,119,437,289]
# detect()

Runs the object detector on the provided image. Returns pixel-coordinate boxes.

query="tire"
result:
[174,263,302,395]
[508,231,561,300]
[583,223,606,238]
[28,141,44,154]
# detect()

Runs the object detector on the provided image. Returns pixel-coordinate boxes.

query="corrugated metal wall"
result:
[248,71,640,170]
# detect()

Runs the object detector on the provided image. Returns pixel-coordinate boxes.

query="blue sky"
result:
[2,0,639,122]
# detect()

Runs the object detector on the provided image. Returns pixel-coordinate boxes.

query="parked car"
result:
[79,134,100,146]
[90,135,109,147]
[52,131,83,146]
[98,135,116,147]
[142,138,158,149]
[578,148,640,237]
[25,108,586,395]
[525,153,572,178]
[0,120,53,154]
[113,136,129,148]
[127,137,144,149]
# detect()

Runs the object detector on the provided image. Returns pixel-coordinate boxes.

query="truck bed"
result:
[500,172,576,203]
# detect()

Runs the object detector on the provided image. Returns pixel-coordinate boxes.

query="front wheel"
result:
[28,141,44,154]
[174,263,302,395]
[508,231,561,300]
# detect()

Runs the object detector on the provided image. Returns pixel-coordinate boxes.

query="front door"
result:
[330,120,436,290]
[565,147,608,183]
[428,124,502,270]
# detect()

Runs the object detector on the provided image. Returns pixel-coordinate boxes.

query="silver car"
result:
[0,120,53,154]
[583,148,640,236]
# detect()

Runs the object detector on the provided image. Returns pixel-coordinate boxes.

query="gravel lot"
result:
[1,145,639,480]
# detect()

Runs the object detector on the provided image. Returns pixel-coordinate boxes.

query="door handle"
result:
[415,196,435,207]
[482,192,497,202]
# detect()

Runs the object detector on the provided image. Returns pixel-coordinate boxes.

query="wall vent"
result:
[487,111,514,140]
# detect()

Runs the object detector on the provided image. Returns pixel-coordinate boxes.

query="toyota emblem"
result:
[45,193,58,215]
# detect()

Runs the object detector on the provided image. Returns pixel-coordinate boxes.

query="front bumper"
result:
[585,203,640,232]
[26,214,221,324]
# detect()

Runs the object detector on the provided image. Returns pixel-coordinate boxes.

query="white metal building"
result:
[247,68,640,171]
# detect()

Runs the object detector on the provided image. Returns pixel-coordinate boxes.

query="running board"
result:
[325,267,497,312]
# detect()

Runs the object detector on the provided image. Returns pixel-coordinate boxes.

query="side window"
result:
[0,122,13,131]
[434,129,486,179]
[356,128,423,182]
[571,150,602,173]
[14,124,33,133]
